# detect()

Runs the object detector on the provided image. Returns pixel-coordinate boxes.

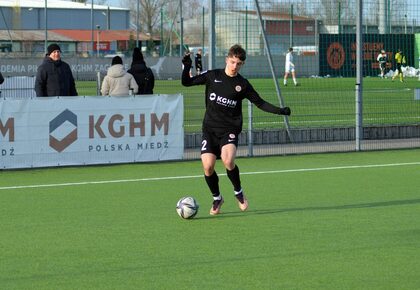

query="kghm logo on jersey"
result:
[209,92,237,108]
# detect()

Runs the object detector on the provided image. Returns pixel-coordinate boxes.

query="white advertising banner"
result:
[0,95,184,169]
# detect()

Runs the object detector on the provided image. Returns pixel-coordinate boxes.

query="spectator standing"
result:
[377,49,388,78]
[127,47,154,94]
[392,49,406,82]
[35,43,78,97]
[181,44,291,216]
[101,56,138,96]
[195,48,203,75]
[0,71,3,97]
[283,47,298,86]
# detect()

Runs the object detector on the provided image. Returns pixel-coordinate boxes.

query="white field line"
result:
[1,161,420,191]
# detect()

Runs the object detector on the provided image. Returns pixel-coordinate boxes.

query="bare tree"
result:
[124,0,201,33]
[122,0,202,54]
[123,0,164,34]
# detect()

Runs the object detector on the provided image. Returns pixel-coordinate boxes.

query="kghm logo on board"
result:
[49,109,78,152]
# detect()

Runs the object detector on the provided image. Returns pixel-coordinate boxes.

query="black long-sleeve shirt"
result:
[195,53,202,71]
[182,65,283,133]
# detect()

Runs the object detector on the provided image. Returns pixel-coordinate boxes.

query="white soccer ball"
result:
[176,196,199,219]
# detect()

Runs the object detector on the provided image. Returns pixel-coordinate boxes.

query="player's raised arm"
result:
[181,53,207,87]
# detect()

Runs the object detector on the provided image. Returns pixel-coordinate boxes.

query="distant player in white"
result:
[377,49,387,79]
[284,47,298,86]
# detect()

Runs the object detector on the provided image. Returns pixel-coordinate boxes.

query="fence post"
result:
[253,0,293,142]
[355,0,363,151]
[247,100,253,157]
[418,57,420,81]
[208,0,215,70]
[96,71,101,96]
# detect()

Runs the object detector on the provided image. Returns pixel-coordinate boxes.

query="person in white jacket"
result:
[101,56,138,96]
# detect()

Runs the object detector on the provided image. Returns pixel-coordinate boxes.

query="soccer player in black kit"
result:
[182,44,291,215]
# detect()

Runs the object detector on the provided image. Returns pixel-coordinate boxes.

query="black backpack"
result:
[137,68,154,94]
[129,66,154,94]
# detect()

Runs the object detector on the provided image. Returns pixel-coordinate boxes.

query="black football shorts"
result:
[201,128,239,157]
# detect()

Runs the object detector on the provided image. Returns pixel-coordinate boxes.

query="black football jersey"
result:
[182,68,278,132]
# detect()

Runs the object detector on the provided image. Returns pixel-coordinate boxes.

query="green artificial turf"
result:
[1,149,420,289]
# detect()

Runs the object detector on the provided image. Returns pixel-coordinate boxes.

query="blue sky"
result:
[102,0,122,8]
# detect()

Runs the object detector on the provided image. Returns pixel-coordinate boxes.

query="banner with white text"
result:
[0,94,184,169]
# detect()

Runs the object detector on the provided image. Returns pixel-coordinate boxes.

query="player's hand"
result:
[280,107,291,116]
[182,53,192,67]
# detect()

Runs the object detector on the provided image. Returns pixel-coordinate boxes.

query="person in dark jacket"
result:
[0,71,3,97]
[35,43,78,97]
[194,48,203,75]
[127,47,155,94]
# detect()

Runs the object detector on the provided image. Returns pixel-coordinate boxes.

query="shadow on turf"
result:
[195,198,420,220]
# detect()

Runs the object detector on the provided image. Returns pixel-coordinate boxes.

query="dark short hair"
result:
[227,44,246,61]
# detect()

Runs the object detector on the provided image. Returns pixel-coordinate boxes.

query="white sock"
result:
[234,189,243,195]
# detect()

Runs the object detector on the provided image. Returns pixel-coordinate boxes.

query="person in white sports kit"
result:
[284,47,298,86]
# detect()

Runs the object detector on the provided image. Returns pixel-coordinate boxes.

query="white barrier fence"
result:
[0,76,36,99]
[0,94,184,169]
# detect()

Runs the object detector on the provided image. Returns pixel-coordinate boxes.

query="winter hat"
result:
[132,47,144,63]
[47,43,61,55]
[112,56,123,65]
